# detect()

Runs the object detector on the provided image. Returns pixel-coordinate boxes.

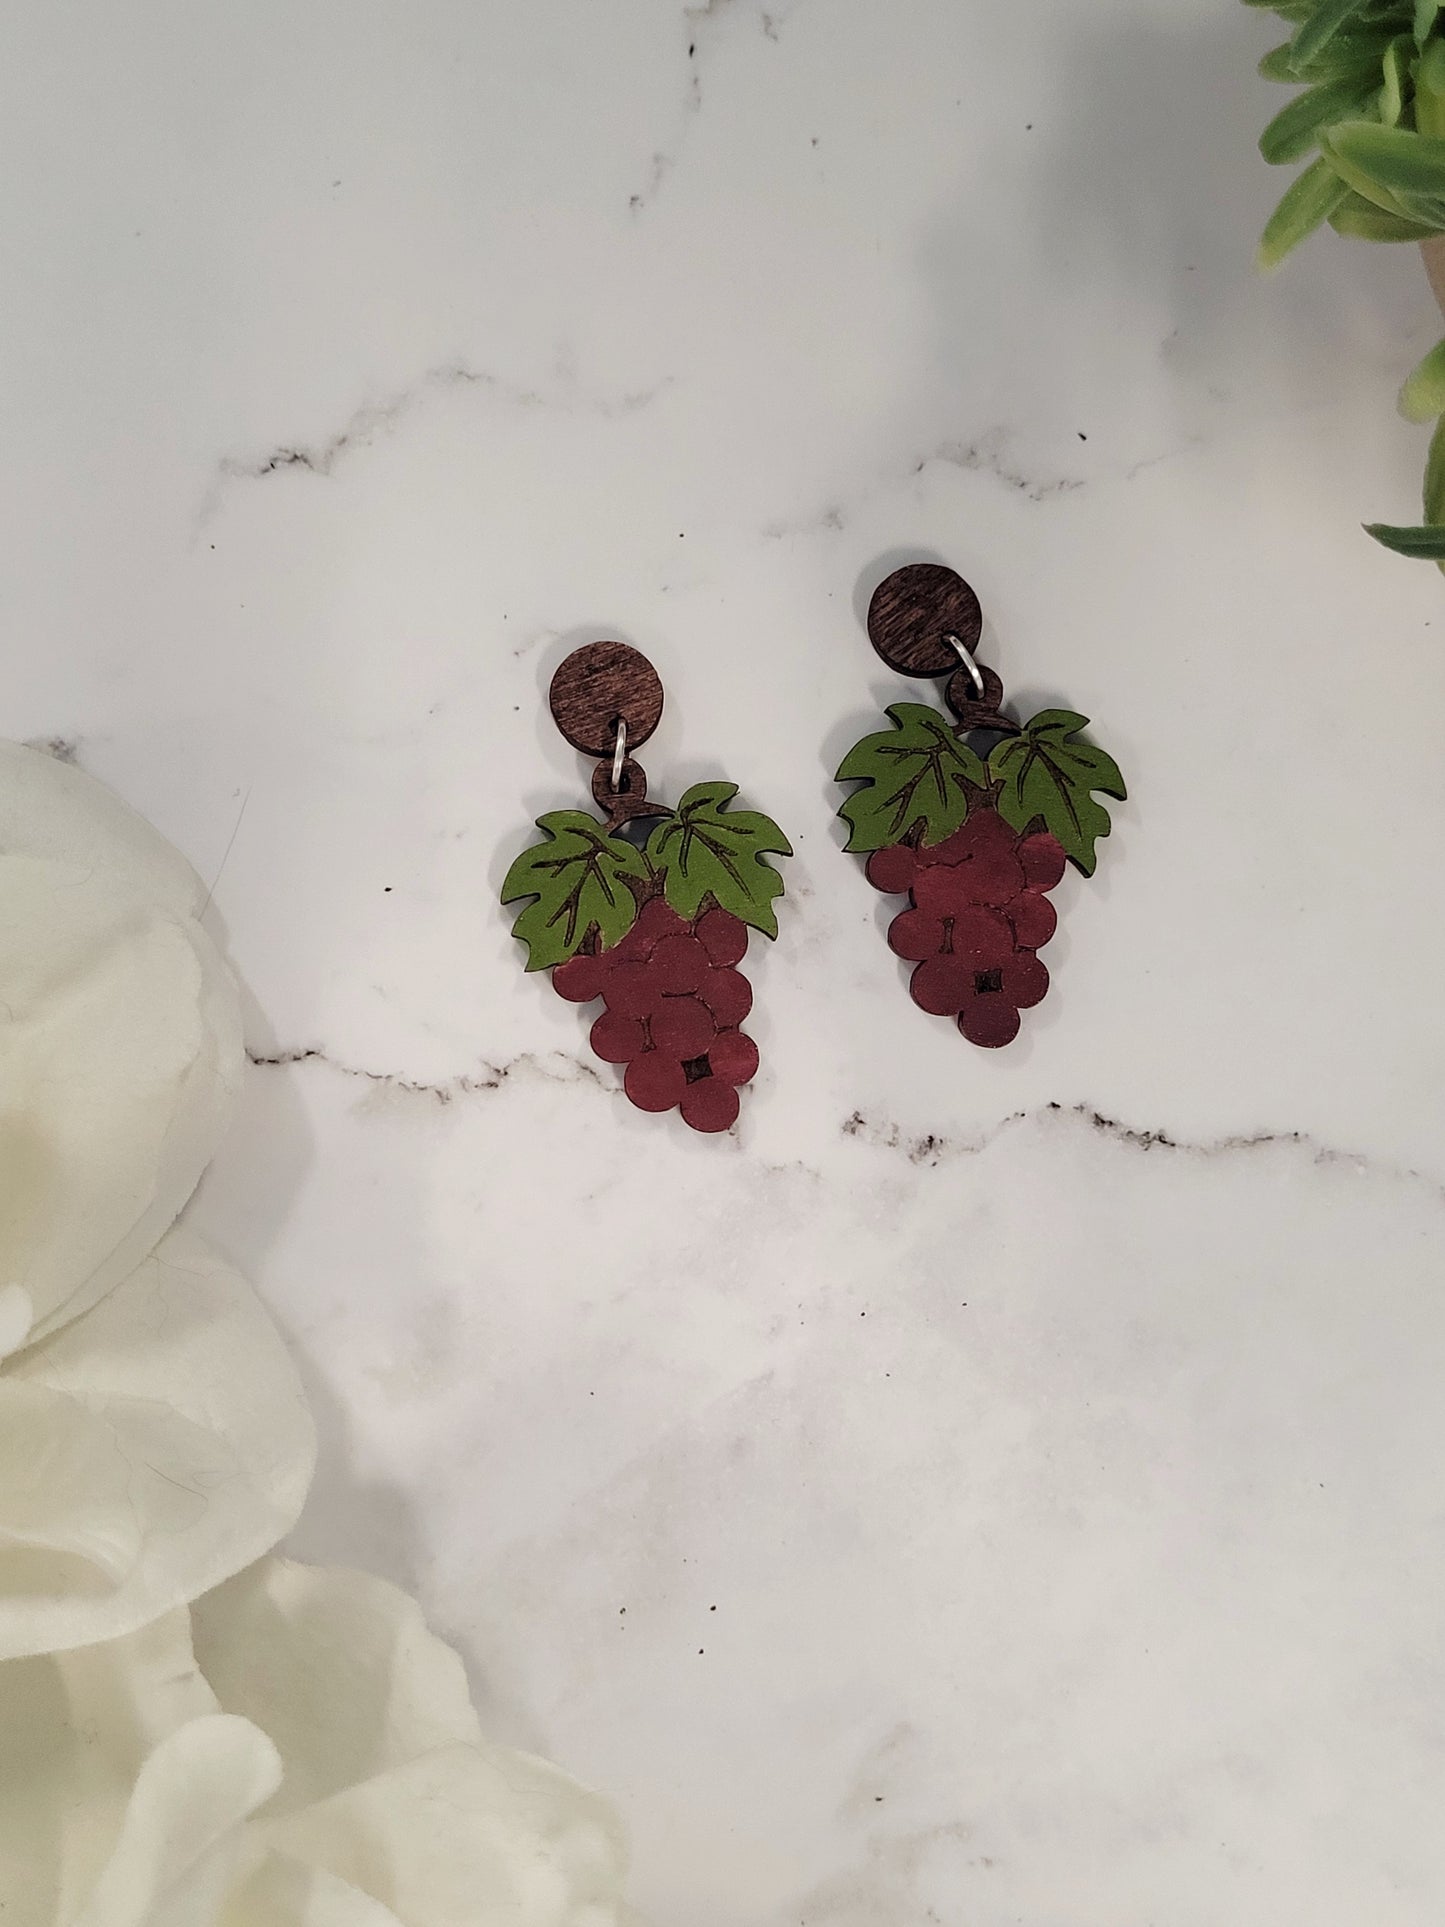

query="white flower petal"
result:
[0,744,243,1347]
[70,1714,282,1927]
[0,1379,141,1587]
[251,1745,629,1927]
[0,741,206,915]
[0,1555,632,1927]
[223,1854,405,1926]
[191,1558,483,1815]
[193,1559,629,1927]
[0,1231,316,1658]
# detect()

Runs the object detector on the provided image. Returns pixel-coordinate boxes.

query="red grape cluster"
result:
[551,898,759,1132]
[865,809,1067,1047]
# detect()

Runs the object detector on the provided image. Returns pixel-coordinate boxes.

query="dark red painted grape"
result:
[958,994,1021,1048]
[909,955,974,1016]
[552,903,768,1125]
[888,908,945,963]
[1003,953,1049,1009]
[866,809,1066,1048]
[696,907,748,965]
[606,960,658,1018]
[624,1050,687,1113]
[700,965,752,1027]
[590,1010,646,1064]
[949,906,1014,965]
[1007,889,1057,951]
[866,844,917,894]
[1019,832,1067,891]
[911,865,974,916]
[651,994,715,1059]
[708,1029,759,1086]
[962,849,1026,907]
[680,1077,741,1134]
[651,933,710,994]
[552,953,606,1003]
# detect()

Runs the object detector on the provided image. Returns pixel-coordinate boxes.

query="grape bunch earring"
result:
[836,563,1126,1048]
[502,641,792,1133]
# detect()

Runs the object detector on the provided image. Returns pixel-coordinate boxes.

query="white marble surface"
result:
[10,0,1445,1917]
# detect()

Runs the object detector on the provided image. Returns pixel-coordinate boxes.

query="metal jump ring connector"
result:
[611,718,627,791]
[944,633,985,697]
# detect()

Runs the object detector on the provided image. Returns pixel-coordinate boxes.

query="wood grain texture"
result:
[549,641,664,755]
[866,564,983,677]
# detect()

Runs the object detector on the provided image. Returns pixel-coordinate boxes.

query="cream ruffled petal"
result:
[222,1855,405,1926]
[191,1558,483,1816]
[0,1231,315,1659]
[0,742,207,914]
[193,1559,628,1927]
[69,1714,282,1927]
[0,1557,630,1927]
[249,1745,629,1927]
[0,744,242,1347]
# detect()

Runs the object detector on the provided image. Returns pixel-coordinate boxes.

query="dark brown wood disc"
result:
[866,564,983,678]
[549,641,664,756]
[945,662,1008,727]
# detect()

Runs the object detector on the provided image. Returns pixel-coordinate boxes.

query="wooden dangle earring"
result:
[502,641,792,1133]
[835,563,1126,1048]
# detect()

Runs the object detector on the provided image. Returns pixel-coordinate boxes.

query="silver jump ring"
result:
[611,717,628,790]
[944,633,985,696]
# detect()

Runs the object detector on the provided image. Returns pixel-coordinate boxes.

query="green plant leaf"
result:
[1243,0,1315,15]
[1399,335,1445,420]
[1260,77,1379,160]
[1287,27,1401,82]
[988,712,1127,877]
[1416,0,1442,48]
[1322,120,1445,211]
[835,703,988,852]
[1415,35,1445,132]
[1364,519,1445,554]
[1424,412,1445,520]
[501,811,649,970]
[1378,33,1413,123]
[1330,189,1437,235]
[1293,0,1380,66]
[1259,42,1302,80]
[1258,155,1353,264]
[646,782,791,937]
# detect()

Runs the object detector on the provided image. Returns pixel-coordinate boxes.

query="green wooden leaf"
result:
[1258,155,1353,264]
[1330,189,1437,236]
[1399,335,1445,420]
[835,703,988,853]
[1260,77,1380,161]
[501,811,649,970]
[1364,518,1445,555]
[1293,0,1379,66]
[1415,35,1445,132]
[646,782,791,938]
[988,711,1127,878]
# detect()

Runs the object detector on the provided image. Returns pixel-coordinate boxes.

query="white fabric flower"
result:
[0,741,242,1353]
[0,741,633,1921]
[0,1555,630,1927]
[0,1227,315,1660]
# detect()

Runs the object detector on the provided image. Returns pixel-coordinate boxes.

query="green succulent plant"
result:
[1251,0,1445,559]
